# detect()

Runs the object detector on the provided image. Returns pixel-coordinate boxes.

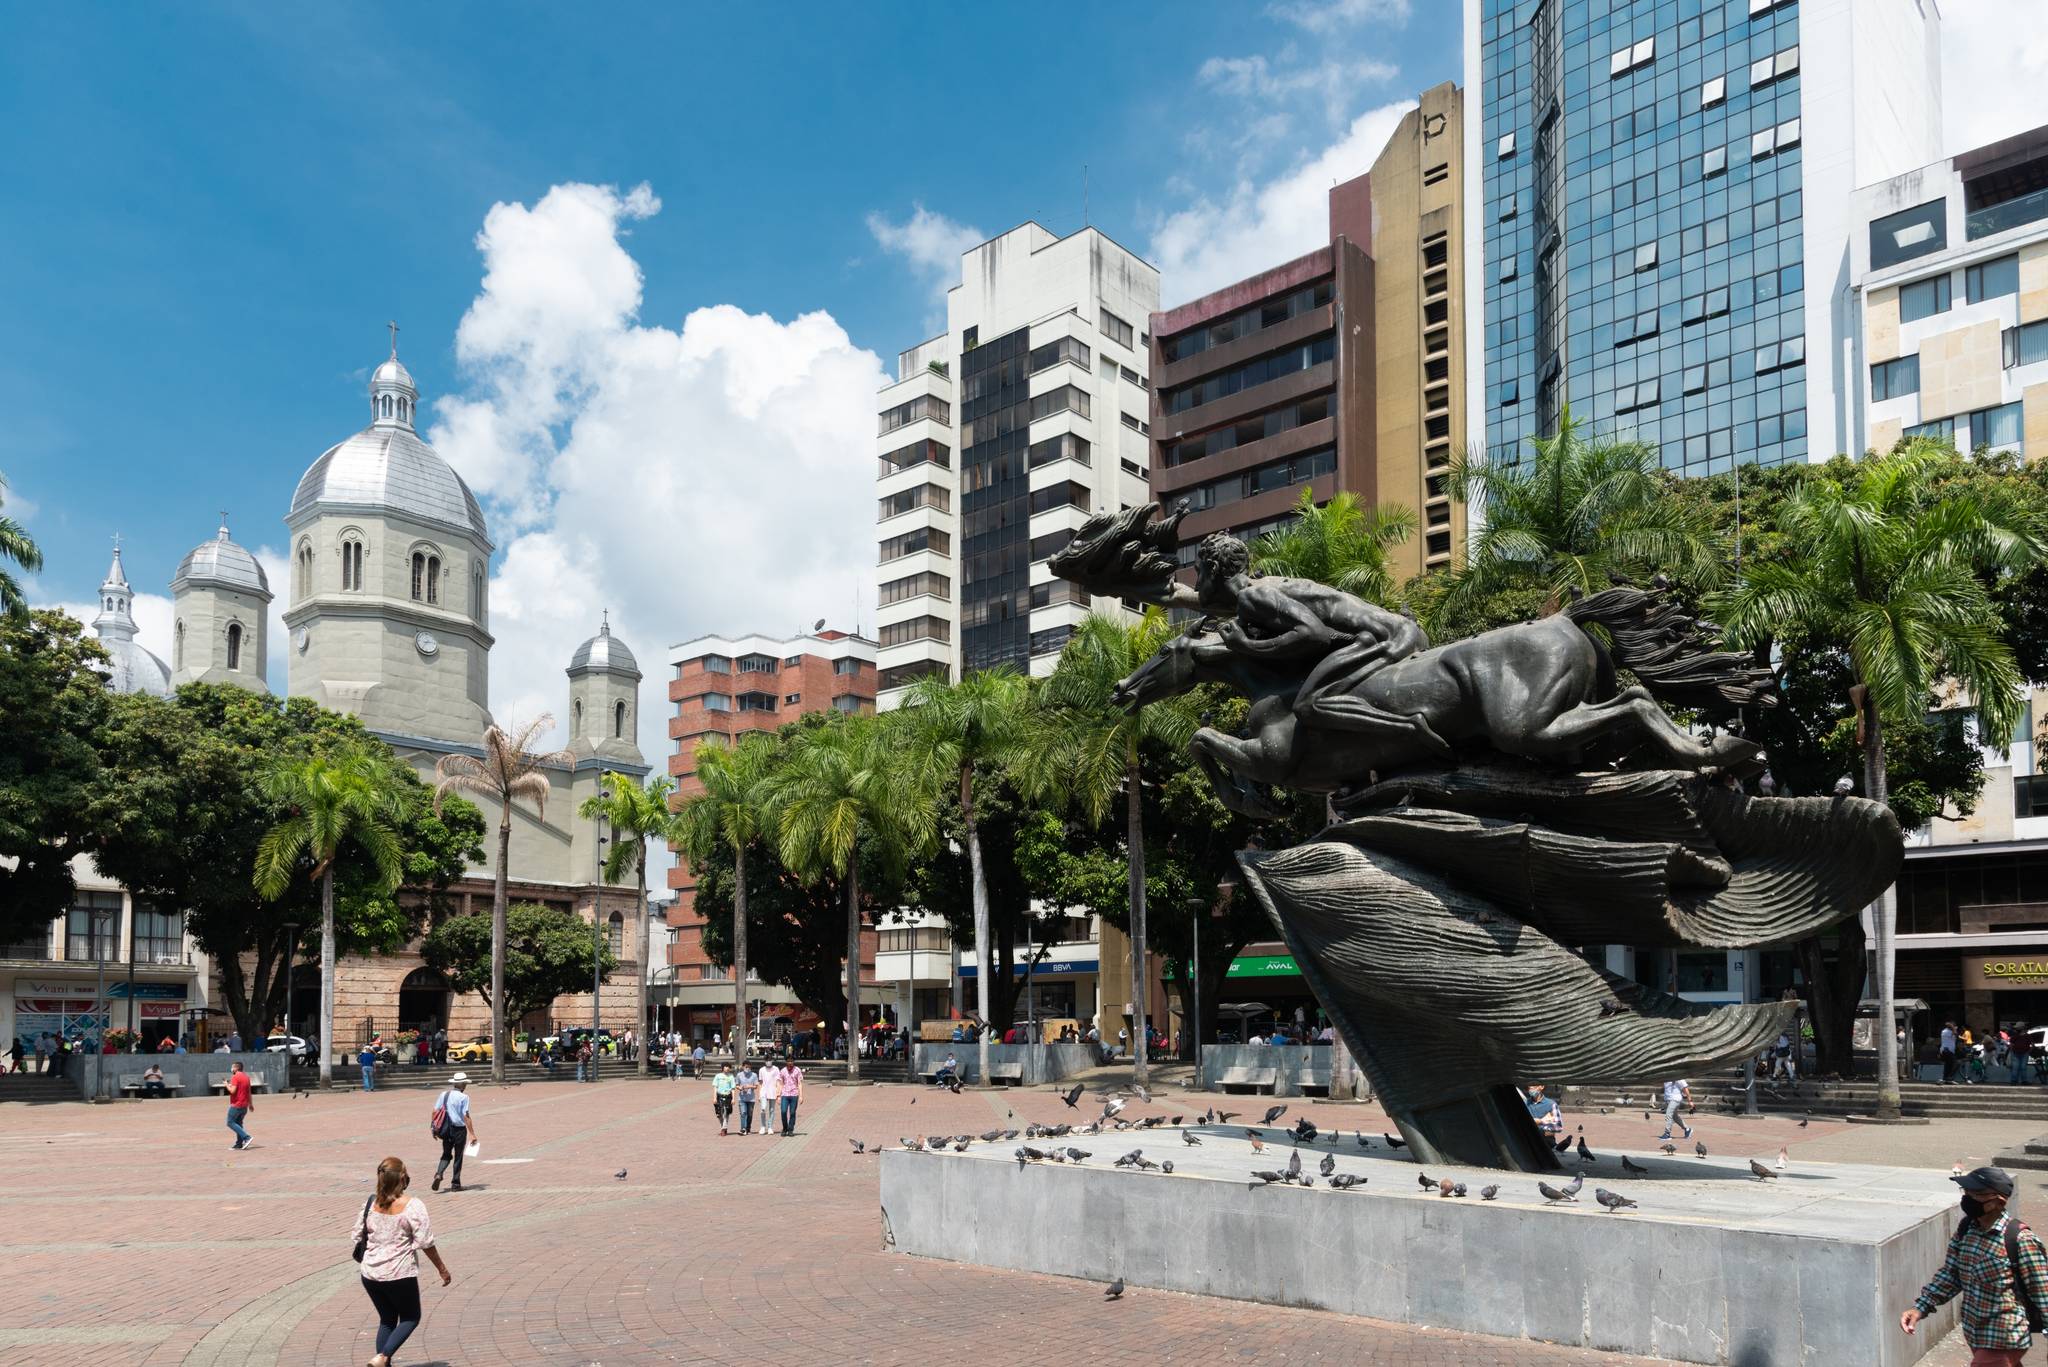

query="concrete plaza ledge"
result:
[70,1051,287,1102]
[1200,1043,1333,1095]
[910,1042,1096,1085]
[880,1127,1960,1366]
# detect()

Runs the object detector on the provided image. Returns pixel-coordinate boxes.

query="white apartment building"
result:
[873,222,1161,709]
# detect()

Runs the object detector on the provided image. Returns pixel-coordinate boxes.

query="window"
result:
[1120,412,1148,434]
[1121,365,1143,388]
[1633,242,1658,271]
[2006,320,2048,368]
[1028,336,1090,375]
[1499,255,1518,282]
[1906,416,1955,442]
[1028,385,1091,423]
[699,655,731,674]
[783,692,801,705]
[1609,36,1653,76]
[878,484,949,520]
[410,552,425,601]
[1422,162,1449,187]
[1499,196,1518,221]
[1159,335,1335,415]
[296,542,313,597]
[1871,355,1921,401]
[1750,46,1799,87]
[878,439,951,476]
[607,912,624,958]
[833,656,862,676]
[1498,132,1516,158]
[1702,146,1726,177]
[879,660,948,691]
[1099,309,1134,349]
[1972,401,2024,451]
[1030,579,1088,610]
[1029,481,1090,515]
[877,616,950,647]
[226,622,242,671]
[1870,200,1949,270]
[1029,530,1071,562]
[613,701,626,738]
[698,692,731,712]
[472,568,484,620]
[341,539,364,592]
[133,905,182,965]
[738,654,776,673]
[1028,433,1091,468]
[1899,275,1953,323]
[65,892,121,963]
[1030,624,1074,657]
[1701,75,1725,107]
[572,699,583,736]
[1968,254,2020,304]
[831,694,863,713]
[878,395,950,435]
[880,571,951,606]
[879,527,950,562]
[737,692,777,712]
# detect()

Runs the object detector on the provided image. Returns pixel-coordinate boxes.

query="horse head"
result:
[1112,634,1198,711]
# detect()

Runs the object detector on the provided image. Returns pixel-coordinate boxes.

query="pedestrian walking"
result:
[758,1060,782,1138]
[33,1033,48,1074]
[1658,1078,1694,1140]
[1902,1165,2048,1365]
[354,1156,452,1367]
[359,1042,378,1092]
[1943,1020,1961,1084]
[225,1059,255,1149]
[430,1073,477,1193]
[662,1041,676,1079]
[735,1060,760,1135]
[780,1060,803,1136]
[1525,1083,1564,1142]
[712,1062,736,1135]
[5,1039,21,1074]
[691,1043,705,1079]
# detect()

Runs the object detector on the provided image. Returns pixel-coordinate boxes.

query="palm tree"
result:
[903,667,1027,1086]
[431,718,572,1085]
[253,748,407,1087]
[1717,441,2048,1119]
[1435,410,1722,630]
[1250,489,1415,603]
[1019,611,1197,1084]
[579,772,678,1075]
[677,734,779,1061]
[768,715,935,1082]
[0,471,43,620]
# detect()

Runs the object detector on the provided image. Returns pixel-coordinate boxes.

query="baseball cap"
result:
[1953,1166,2016,1197]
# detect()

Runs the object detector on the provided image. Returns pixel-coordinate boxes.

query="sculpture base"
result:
[880,1130,1959,1367]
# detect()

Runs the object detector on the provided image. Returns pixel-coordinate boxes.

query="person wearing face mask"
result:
[1902,1166,2048,1364]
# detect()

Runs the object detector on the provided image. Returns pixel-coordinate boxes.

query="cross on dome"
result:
[369,324,419,431]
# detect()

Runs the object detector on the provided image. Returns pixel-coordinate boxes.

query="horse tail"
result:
[1563,582,1775,715]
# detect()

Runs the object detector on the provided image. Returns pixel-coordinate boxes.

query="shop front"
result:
[958,956,1100,1034]
[1216,948,1325,1038]
[7,977,189,1051]
[1961,952,2048,1034]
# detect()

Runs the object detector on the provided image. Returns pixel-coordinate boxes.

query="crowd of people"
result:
[1935,1021,2047,1085]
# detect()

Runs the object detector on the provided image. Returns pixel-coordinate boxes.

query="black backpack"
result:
[1957,1215,2048,1332]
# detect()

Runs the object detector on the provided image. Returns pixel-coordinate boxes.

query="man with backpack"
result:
[1902,1165,2048,1364]
[429,1073,478,1193]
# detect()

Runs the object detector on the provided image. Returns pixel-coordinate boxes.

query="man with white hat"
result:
[431,1072,480,1193]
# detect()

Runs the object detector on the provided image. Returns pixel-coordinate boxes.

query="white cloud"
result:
[1941,2,2048,155]
[1266,0,1411,35]
[45,589,175,669]
[865,204,983,326]
[1199,54,1397,125]
[1151,100,1416,307]
[430,182,887,780]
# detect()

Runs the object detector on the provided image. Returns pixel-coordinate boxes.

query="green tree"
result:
[1432,410,1722,634]
[0,611,111,935]
[1251,489,1415,605]
[0,472,41,620]
[676,733,779,1056]
[767,714,935,1081]
[1016,610,1197,1082]
[1718,441,2048,1115]
[252,748,409,1086]
[579,772,677,1073]
[902,667,1027,1084]
[431,718,572,1085]
[420,902,617,1026]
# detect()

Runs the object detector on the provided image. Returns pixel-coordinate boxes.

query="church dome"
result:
[288,330,492,545]
[101,636,172,696]
[568,613,641,678]
[173,520,270,595]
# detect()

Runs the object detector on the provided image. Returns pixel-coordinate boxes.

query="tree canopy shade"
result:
[434,716,572,1084]
[0,610,111,933]
[1251,488,1415,606]
[420,902,617,1025]
[0,471,42,620]
[579,772,675,1072]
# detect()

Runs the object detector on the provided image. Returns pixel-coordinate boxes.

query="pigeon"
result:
[1561,1174,1584,1196]
[1264,1105,1288,1125]
[1453,1183,1468,1198]
[1133,1156,1161,1171]
[1328,1173,1366,1190]
[849,1139,866,1154]
[1216,1110,1240,1124]
[1799,1113,1810,1128]
[1319,1153,1336,1177]
[1417,1172,1438,1190]
[1170,1115,1184,1126]
[1696,1140,1709,1160]
[1577,1134,1597,1165]
[1554,1131,1574,1153]
[1357,1134,1372,1150]
[1247,1130,1266,1152]
[1479,1184,1500,1201]
[1537,1180,1578,1203]
[1137,1116,1164,1130]
[1201,1107,1215,1123]
[1162,1160,1174,1174]
[1183,1130,1203,1146]
[1003,1129,1020,1140]
[1595,1188,1638,1213]
[1776,1147,1789,1171]
[1659,1141,1678,1155]
[901,1137,922,1151]
[1065,1147,1092,1162]
[1016,1146,1049,1168]
[1104,1277,1124,1301]
[1291,1118,1319,1144]
[1063,1084,1084,1109]
[1598,999,1628,1018]
[1252,1170,1289,1184]
[614,1169,628,1181]
[1130,1083,1153,1104]
[911,1097,917,1105]
[1382,1133,1406,1149]
[981,1130,1002,1142]
[1287,1150,1302,1179]
[1114,1149,1145,1169]
[1748,1159,1779,1180]
[952,1140,970,1153]
[1833,774,1854,796]
[1102,1098,1128,1120]
[1620,1156,1649,1176]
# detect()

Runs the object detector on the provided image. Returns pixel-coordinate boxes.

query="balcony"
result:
[0,942,53,962]
[1968,186,2048,240]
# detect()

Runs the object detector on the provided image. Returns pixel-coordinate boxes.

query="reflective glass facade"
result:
[1481,0,1809,475]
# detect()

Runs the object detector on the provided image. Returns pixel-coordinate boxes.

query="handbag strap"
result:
[358,1194,374,1240]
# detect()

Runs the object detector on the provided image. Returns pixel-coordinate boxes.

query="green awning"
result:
[1225,954,1299,978]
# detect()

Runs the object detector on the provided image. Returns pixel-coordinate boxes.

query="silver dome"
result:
[174,528,271,596]
[100,636,172,696]
[372,356,415,388]
[568,617,641,677]
[290,426,491,544]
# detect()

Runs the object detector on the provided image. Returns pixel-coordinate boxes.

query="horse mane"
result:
[1563,580,1775,715]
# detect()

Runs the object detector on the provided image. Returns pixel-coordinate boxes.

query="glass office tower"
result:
[1467,0,1941,475]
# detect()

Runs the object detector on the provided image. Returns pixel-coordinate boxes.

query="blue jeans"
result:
[780,1095,798,1134]
[226,1105,250,1146]
[360,1065,375,1092]
[739,1097,756,1133]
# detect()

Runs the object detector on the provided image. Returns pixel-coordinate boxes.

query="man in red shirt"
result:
[225,1060,254,1150]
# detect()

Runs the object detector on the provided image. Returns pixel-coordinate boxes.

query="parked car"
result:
[552,1027,616,1054]
[264,1034,309,1060]
[446,1035,493,1062]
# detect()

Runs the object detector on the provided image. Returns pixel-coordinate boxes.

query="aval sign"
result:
[1225,955,1300,978]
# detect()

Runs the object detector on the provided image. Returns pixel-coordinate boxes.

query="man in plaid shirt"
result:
[1902,1166,2048,1364]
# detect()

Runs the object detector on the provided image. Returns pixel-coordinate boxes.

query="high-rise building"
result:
[873,222,1160,709]
[661,629,876,1040]
[1466,0,1942,477]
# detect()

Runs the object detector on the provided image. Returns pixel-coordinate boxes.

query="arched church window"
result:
[410,553,424,601]
[341,539,363,592]
[174,620,184,669]
[226,623,242,671]
[399,399,408,424]
[297,542,313,598]
[472,568,484,621]
[607,911,624,957]
[614,700,626,738]
[572,700,583,737]
[426,556,440,605]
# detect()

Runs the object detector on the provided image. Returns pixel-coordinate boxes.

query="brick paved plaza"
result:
[2,1073,2040,1366]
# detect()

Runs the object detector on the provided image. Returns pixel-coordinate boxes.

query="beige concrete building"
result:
[1369,82,1468,580]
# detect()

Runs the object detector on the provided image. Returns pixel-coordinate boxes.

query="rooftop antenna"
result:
[1083,164,1090,229]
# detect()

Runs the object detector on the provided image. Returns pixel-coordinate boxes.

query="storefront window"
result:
[1674,951,1730,993]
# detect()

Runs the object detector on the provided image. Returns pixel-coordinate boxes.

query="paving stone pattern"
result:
[0,1078,2031,1365]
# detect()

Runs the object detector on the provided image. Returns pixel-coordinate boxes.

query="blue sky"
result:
[4,0,2041,756]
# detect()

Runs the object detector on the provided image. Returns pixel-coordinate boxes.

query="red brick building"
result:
[662,630,878,1041]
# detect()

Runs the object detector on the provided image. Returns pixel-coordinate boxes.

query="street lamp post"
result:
[92,906,113,1098]
[282,923,301,1069]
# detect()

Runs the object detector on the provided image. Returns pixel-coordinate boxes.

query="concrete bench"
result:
[1215,1066,1278,1095]
[1298,1073,1333,1098]
[920,1068,965,1087]
[117,1074,186,1097]
[988,1062,1025,1087]
[207,1073,269,1095]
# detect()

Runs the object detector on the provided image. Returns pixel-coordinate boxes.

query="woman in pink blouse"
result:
[353,1156,452,1366]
